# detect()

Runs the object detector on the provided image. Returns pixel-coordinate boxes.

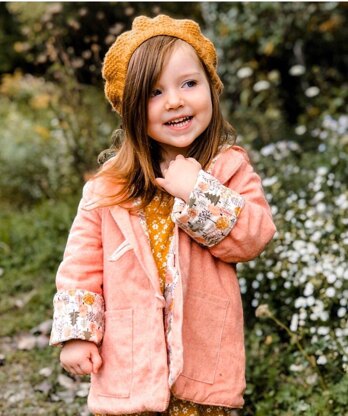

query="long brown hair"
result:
[94,36,236,209]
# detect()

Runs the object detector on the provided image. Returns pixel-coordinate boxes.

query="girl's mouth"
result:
[164,116,193,128]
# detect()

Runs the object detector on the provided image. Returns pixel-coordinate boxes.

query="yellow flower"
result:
[30,94,51,109]
[34,125,50,140]
[83,293,95,305]
[216,216,230,230]
[235,206,242,216]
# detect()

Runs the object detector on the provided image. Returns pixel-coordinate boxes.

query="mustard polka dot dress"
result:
[96,192,235,416]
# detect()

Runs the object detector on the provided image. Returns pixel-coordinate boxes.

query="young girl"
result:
[50,14,276,416]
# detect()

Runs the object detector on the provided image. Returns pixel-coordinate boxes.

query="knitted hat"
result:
[102,14,223,114]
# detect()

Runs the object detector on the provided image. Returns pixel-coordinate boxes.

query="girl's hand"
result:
[156,154,201,202]
[60,339,102,376]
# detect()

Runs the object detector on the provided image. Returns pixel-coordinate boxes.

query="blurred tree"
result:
[202,2,348,147]
[3,2,203,85]
[0,3,27,73]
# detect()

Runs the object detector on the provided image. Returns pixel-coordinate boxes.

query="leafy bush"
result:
[0,71,115,206]
[237,116,348,415]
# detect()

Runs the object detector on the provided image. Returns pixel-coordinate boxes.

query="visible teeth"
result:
[166,116,191,126]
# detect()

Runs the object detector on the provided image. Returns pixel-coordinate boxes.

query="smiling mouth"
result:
[164,116,193,127]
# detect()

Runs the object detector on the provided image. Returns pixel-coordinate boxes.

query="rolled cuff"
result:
[49,289,105,346]
[171,170,245,247]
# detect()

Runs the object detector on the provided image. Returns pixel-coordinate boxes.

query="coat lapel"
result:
[109,205,163,296]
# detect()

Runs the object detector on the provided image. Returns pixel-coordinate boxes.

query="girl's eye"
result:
[184,80,197,88]
[150,89,161,97]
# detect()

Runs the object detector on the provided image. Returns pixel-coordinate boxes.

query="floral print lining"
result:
[49,289,104,346]
[172,170,245,247]
[164,233,180,387]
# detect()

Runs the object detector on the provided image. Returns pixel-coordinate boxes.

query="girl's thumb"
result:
[91,349,103,374]
[155,177,165,188]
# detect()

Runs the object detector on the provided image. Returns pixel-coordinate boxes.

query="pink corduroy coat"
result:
[50,146,276,415]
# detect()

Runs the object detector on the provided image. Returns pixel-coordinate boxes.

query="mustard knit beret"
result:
[102,14,223,114]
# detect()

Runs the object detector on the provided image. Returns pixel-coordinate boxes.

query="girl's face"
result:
[147,41,213,161]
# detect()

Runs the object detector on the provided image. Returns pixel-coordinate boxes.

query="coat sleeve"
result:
[49,181,105,346]
[172,150,276,263]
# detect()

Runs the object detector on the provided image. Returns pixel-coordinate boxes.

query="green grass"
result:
[0,196,93,414]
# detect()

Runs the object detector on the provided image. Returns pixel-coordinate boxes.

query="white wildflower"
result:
[295,297,306,308]
[317,326,330,335]
[252,280,260,289]
[326,288,336,300]
[289,64,305,76]
[337,307,346,318]
[298,402,310,411]
[326,274,337,284]
[304,282,314,297]
[237,67,253,79]
[295,125,307,135]
[253,80,270,92]
[317,355,327,365]
[335,328,343,337]
[316,203,326,213]
[320,311,329,321]
[306,374,318,385]
[310,231,322,242]
[260,143,275,156]
[290,313,299,332]
[262,176,278,187]
[255,304,272,318]
[335,280,343,289]
[312,191,325,203]
[305,86,320,97]
[267,271,275,280]
[289,363,304,372]
[306,296,315,306]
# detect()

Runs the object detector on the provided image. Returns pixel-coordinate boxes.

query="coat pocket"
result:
[92,308,133,398]
[108,240,132,262]
[181,290,229,384]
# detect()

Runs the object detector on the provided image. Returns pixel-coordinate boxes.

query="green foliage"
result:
[0,196,79,335]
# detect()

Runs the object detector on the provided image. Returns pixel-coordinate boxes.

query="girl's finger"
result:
[91,350,103,374]
[70,364,84,375]
[77,363,90,375]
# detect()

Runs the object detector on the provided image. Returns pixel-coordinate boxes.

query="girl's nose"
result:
[165,90,184,111]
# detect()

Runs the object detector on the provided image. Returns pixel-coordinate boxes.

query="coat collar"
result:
[208,145,247,185]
